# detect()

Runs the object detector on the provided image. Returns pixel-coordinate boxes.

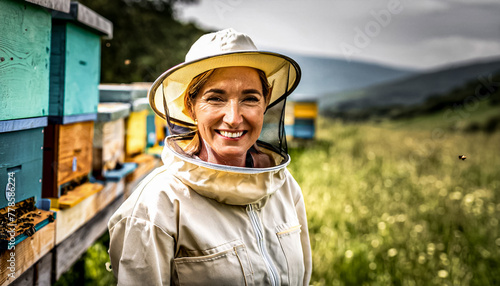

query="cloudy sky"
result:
[175,0,500,71]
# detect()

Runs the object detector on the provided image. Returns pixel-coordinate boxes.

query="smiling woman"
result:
[107,28,312,285]
[185,67,272,167]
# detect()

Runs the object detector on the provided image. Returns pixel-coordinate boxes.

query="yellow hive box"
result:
[126,109,148,158]
[294,102,318,119]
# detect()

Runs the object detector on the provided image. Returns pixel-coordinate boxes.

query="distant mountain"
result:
[320,57,500,112]
[282,53,415,101]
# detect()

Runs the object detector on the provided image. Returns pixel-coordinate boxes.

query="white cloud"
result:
[416,36,500,67]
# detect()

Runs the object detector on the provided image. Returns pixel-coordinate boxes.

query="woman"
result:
[108,28,312,285]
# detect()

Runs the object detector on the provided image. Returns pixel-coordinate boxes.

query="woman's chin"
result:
[216,149,247,159]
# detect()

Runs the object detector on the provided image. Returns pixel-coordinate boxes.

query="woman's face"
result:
[192,67,267,166]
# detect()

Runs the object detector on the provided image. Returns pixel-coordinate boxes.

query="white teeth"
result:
[220,131,243,138]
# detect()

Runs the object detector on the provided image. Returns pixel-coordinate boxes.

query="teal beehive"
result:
[0,124,46,209]
[0,0,53,122]
[49,2,112,124]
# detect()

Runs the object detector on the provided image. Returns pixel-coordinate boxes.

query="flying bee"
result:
[458,155,467,160]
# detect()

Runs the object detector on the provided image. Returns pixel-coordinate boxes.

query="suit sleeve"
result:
[108,216,175,286]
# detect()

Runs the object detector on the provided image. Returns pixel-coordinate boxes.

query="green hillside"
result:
[320,58,500,115]
[321,67,500,133]
[287,53,415,101]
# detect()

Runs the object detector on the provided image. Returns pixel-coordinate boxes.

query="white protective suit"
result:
[108,137,312,285]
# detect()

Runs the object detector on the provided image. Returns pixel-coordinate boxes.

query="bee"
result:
[458,155,467,160]
[24,225,36,237]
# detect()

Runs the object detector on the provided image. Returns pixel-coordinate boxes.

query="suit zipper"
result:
[247,204,280,286]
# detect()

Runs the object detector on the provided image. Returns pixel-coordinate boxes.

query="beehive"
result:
[125,101,149,158]
[292,101,317,139]
[49,2,112,121]
[0,0,52,122]
[0,124,45,209]
[42,121,94,198]
[93,103,130,176]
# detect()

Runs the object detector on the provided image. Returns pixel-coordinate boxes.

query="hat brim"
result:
[148,51,301,126]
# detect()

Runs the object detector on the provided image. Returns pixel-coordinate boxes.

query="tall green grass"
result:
[59,117,499,285]
[288,118,500,285]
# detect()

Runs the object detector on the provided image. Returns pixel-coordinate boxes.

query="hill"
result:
[280,53,415,101]
[320,57,500,112]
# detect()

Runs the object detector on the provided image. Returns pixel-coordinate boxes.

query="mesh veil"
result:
[161,82,291,165]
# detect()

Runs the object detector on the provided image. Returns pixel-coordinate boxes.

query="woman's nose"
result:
[223,100,243,127]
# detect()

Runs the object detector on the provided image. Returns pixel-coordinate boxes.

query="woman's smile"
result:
[216,130,247,139]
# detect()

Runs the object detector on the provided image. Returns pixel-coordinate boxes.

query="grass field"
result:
[288,117,500,285]
[56,113,500,285]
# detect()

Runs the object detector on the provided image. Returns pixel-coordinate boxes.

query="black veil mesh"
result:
[259,97,288,160]
[162,87,290,164]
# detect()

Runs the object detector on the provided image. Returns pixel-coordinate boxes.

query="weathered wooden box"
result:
[53,179,124,245]
[0,196,56,286]
[93,103,130,176]
[42,121,94,198]
[49,2,112,120]
[0,210,55,286]
[0,0,52,122]
[0,121,45,209]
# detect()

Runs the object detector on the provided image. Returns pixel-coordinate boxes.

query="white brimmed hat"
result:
[148,28,301,128]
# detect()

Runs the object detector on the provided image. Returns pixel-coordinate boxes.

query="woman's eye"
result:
[244,96,260,103]
[206,97,223,102]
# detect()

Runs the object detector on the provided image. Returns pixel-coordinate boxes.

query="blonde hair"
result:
[182,68,272,156]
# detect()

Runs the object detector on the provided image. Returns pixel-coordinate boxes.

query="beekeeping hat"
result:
[148,28,301,129]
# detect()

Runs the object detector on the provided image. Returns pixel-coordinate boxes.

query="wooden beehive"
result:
[292,101,317,139]
[42,121,94,198]
[0,0,52,122]
[125,98,150,158]
[294,101,318,119]
[93,103,130,175]
[0,123,45,209]
[49,2,112,121]
[126,109,149,158]
[0,198,55,286]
